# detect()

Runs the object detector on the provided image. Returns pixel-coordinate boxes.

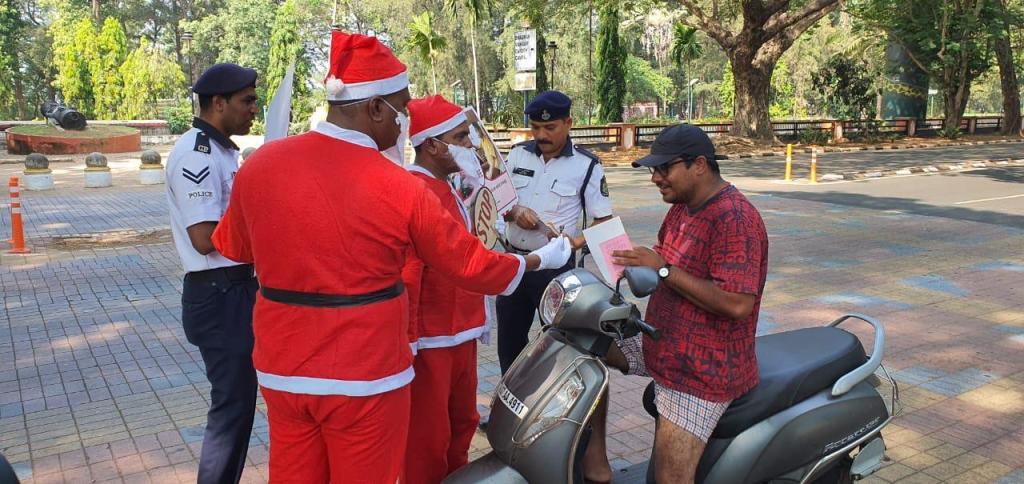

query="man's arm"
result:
[611,247,756,320]
[186,222,218,255]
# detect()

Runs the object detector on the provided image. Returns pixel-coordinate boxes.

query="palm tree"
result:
[407,11,447,94]
[445,0,487,114]
[670,23,703,119]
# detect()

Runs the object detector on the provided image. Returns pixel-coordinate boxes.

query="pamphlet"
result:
[582,217,633,284]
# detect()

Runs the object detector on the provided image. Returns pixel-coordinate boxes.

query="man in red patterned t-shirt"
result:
[583,124,768,484]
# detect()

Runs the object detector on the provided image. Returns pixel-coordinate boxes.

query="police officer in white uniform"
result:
[165,63,259,484]
[498,90,613,374]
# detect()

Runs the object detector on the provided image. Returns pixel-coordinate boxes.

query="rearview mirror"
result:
[623,267,658,297]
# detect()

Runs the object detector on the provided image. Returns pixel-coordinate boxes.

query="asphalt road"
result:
[607,145,1024,228]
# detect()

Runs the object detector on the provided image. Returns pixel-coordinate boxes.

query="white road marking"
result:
[954,193,1024,205]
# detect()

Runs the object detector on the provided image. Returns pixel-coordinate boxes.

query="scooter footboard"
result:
[443,451,528,484]
[699,381,889,484]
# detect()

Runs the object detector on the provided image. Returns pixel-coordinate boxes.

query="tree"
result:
[625,54,673,113]
[670,23,702,116]
[52,14,97,115]
[992,0,1021,135]
[407,11,447,94]
[719,66,734,116]
[444,0,487,113]
[854,0,1000,134]
[596,3,625,123]
[675,0,841,141]
[118,38,186,118]
[812,56,877,119]
[91,17,128,119]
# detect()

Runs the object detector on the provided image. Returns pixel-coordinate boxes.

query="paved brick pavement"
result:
[2,162,1023,483]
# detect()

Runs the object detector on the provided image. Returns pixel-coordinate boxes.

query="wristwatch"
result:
[658,264,672,280]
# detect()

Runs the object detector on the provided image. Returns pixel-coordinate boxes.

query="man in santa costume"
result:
[211,31,571,483]
[402,95,500,483]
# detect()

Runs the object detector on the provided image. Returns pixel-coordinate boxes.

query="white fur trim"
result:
[410,112,468,147]
[256,366,414,396]
[326,71,409,101]
[325,76,345,97]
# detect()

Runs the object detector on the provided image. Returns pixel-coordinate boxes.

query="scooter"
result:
[445,266,899,483]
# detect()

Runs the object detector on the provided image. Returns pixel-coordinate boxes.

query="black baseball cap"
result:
[632,124,716,168]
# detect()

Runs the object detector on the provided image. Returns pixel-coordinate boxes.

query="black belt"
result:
[186,264,255,284]
[260,282,404,308]
[504,241,536,256]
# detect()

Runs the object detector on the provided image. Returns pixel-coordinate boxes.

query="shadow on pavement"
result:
[956,166,1024,184]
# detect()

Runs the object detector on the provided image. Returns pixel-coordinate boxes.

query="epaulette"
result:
[193,131,212,155]
[574,145,601,164]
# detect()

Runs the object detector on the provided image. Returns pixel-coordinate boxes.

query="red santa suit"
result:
[401,96,489,483]
[211,32,525,484]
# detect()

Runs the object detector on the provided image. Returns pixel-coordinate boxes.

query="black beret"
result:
[193,63,258,96]
[525,90,572,121]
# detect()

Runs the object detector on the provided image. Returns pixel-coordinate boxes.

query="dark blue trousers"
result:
[182,266,258,484]
[496,256,574,374]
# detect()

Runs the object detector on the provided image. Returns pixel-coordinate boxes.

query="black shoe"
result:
[478,414,489,431]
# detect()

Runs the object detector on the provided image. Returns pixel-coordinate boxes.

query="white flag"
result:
[264,59,296,143]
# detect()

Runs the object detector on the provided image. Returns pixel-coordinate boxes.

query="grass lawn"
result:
[7,124,139,138]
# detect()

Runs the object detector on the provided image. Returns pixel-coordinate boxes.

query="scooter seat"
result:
[642,327,866,439]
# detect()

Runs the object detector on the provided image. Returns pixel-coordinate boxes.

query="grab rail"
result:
[828,313,885,397]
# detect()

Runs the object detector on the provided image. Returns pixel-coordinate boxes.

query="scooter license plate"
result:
[498,384,530,419]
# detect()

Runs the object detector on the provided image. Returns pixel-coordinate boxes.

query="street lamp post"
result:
[928,88,937,118]
[181,31,195,115]
[548,40,558,91]
[688,78,699,121]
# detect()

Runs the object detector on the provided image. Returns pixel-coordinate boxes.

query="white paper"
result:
[583,217,633,285]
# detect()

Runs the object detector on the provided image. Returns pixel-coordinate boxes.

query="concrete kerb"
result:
[835,158,1024,181]
[714,137,1024,160]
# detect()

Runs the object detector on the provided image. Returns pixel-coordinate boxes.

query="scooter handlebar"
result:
[632,316,662,340]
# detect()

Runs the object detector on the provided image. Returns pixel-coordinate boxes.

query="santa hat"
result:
[325,31,409,102]
[408,95,468,147]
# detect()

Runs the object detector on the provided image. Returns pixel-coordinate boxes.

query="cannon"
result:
[40,101,88,130]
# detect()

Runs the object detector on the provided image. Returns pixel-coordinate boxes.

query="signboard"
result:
[472,188,499,249]
[513,30,537,72]
[462,108,518,215]
[513,72,537,92]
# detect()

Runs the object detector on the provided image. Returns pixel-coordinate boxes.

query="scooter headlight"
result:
[515,371,585,445]
[539,273,582,325]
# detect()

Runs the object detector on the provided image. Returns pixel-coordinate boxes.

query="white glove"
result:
[529,236,572,271]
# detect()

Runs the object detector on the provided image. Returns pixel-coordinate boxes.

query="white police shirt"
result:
[504,140,613,251]
[165,119,243,273]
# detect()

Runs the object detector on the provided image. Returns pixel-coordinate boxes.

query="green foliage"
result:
[812,56,877,119]
[719,67,734,116]
[407,11,447,93]
[91,17,128,119]
[0,0,22,116]
[162,101,194,134]
[596,4,625,123]
[266,0,312,131]
[182,0,277,106]
[670,23,702,77]
[937,124,962,139]
[769,60,796,119]
[852,0,1001,124]
[119,38,186,119]
[52,14,97,115]
[798,128,830,145]
[847,120,895,143]
[624,54,672,105]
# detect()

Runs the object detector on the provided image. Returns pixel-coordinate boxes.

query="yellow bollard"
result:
[810,148,818,184]
[784,144,793,181]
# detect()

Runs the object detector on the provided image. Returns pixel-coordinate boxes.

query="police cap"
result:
[192,63,258,96]
[525,91,572,122]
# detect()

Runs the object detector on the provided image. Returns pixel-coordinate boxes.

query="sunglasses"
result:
[647,157,688,177]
